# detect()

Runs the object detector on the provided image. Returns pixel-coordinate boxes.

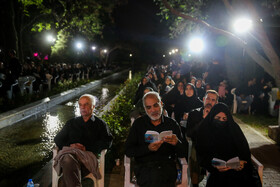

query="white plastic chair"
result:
[231,88,251,114]
[251,155,264,186]
[268,87,279,117]
[18,76,29,95]
[52,147,107,187]
[45,74,53,91]
[231,88,238,114]
[7,80,18,99]
[26,76,36,94]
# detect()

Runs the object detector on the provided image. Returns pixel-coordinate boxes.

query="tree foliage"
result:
[13,0,126,60]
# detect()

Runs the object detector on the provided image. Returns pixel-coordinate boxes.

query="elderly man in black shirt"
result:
[54,94,112,187]
[125,91,188,187]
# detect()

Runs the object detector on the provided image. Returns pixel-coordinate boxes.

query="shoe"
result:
[81,177,94,187]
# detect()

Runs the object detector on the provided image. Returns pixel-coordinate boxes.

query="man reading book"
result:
[125,91,188,187]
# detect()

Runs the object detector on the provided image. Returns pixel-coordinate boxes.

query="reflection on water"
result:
[0,72,127,185]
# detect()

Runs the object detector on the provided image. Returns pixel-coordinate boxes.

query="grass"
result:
[234,114,278,136]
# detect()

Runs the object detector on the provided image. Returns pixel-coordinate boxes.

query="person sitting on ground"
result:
[125,91,188,187]
[186,90,219,187]
[53,94,113,187]
[196,103,262,187]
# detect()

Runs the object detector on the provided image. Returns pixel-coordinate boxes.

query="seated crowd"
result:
[127,61,268,187]
[0,49,111,100]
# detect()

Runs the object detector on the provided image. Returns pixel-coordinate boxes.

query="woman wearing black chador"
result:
[196,103,261,187]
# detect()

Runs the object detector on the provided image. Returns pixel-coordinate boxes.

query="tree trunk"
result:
[8,0,18,54]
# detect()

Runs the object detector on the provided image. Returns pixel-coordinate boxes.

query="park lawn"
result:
[234,114,278,137]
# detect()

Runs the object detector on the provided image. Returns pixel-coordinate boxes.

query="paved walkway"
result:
[235,117,280,187]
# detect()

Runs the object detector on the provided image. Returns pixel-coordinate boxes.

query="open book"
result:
[211,157,240,169]
[144,130,172,143]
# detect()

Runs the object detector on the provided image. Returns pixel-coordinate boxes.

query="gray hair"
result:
[142,91,161,107]
[79,94,96,106]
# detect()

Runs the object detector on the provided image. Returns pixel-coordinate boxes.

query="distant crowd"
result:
[131,60,275,120]
[0,49,115,99]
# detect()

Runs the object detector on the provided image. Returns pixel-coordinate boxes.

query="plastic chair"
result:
[231,88,238,114]
[52,147,107,187]
[268,87,279,117]
[18,76,29,95]
[26,76,36,94]
[124,155,189,187]
[7,80,18,99]
[231,88,251,114]
[45,74,53,91]
[251,155,264,186]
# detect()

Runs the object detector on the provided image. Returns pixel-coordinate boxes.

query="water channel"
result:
[0,72,128,186]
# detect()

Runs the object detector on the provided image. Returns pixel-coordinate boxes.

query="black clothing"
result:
[186,107,204,141]
[162,81,185,117]
[196,103,261,187]
[196,87,205,100]
[54,116,113,154]
[174,84,203,123]
[235,83,254,97]
[125,115,188,186]
[134,79,158,105]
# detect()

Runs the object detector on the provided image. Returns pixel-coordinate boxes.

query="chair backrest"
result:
[251,155,263,186]
[231,88,237,114]
[52,147,107,187]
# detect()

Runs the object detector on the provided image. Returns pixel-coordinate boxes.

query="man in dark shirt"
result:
[186,90,219,187]
[125,91,187,187]
[54,94,112,187]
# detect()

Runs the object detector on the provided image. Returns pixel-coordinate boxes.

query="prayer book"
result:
[144,130,172,143]
[211,157,240,169]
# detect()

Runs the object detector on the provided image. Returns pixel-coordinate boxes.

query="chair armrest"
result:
[177,157,189,187]
[251,155,263,186]
[97,149,107,187]
[52,146,59,187]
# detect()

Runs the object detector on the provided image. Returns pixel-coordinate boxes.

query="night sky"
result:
[112,0,173,63]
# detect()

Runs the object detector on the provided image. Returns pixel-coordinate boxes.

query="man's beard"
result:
[147,108,163,121]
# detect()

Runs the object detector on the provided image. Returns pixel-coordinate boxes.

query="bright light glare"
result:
[76,42,83,49]
[163,55,165,57]
[188,54,191,57]
[189,38,204,53]
[129,53,133,57]
[172,49,175,54]
[103,49,107,53]
[92,46,96,50]
[175,49,178,52]
[47,35,55,42]
[233,18,252,33]
[169,52,172,55]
